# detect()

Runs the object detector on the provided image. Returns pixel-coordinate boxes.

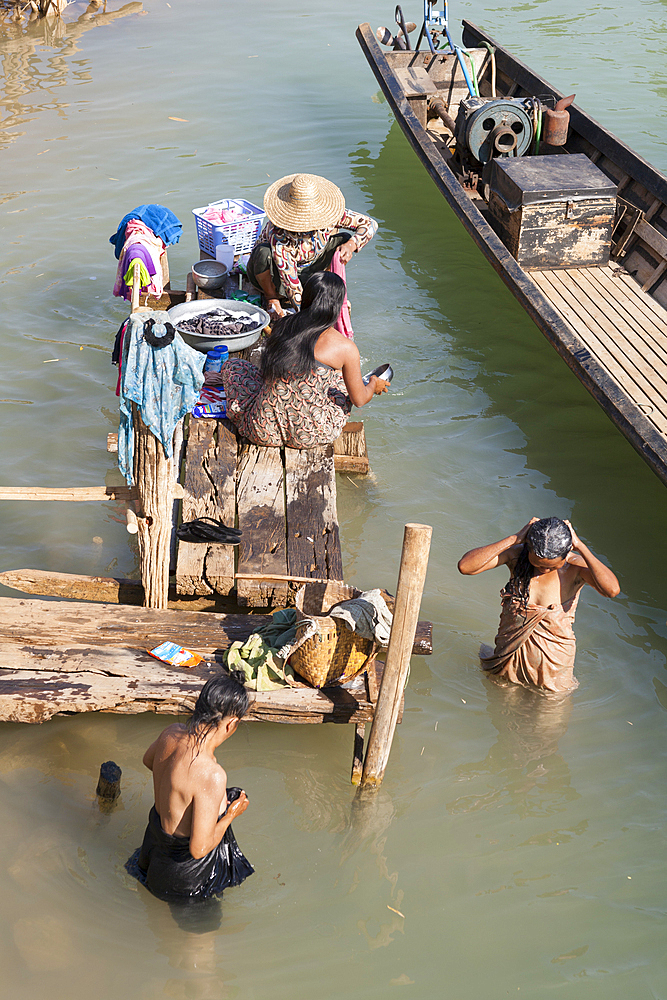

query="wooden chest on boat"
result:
[487,154,617,270]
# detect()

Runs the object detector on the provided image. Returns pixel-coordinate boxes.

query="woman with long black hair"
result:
[217,271,388,449]
[126,671,254,903]
[458,517,620,693]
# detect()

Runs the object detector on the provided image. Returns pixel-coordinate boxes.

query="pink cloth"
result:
[113,220,165,300]
[329,249,354,340]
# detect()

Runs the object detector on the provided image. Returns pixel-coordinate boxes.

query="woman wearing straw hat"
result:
[246,173,377,318]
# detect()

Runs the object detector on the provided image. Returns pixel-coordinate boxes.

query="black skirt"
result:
[126,787,254,902]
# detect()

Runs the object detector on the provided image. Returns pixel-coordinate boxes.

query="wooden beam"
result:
[361,523,432,787]
[176,418,237,597]
[333,422,369,475]
[0,643,375,725]
[0,569,144,604]
[285,445,343,583]
[236,444,288,607]
[0,484,184,502]
[0,579,433,653]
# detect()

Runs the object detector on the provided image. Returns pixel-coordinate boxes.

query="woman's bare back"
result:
[146,724,227,838]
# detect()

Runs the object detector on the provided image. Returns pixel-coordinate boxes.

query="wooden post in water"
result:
[132,406,175,609]
[360,523,432,788]
[96,760,122,803]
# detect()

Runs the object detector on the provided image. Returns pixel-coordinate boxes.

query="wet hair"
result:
[260,271,345,382]
[187,670,249,752]
[504,517,573,613]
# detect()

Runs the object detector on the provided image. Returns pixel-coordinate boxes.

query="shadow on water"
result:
[0,0,143,154]
[349,120,667,609]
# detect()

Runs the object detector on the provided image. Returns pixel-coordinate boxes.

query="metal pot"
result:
[191,259,228,290]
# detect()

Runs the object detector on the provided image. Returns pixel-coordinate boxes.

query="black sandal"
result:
[176,517,243,545]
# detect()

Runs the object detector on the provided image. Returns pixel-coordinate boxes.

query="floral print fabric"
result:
[221,359,351,449]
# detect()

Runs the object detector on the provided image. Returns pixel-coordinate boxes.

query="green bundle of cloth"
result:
[223,609,298,691]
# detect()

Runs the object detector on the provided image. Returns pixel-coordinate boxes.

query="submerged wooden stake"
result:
[96,760,122,802]
[361,523,432,788]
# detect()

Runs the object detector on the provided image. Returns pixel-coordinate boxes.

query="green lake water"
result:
[2,0,667,996]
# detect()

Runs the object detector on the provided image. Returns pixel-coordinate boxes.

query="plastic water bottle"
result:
[204,345,229,373]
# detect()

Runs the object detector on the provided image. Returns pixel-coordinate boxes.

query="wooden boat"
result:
[357,17,667,488]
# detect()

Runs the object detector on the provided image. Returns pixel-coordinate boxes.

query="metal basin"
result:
[168,299,270,354]
[191,259,227,290]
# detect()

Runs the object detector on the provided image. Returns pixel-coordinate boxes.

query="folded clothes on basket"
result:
[328,589,393,645]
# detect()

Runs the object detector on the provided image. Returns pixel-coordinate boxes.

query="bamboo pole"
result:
[360,523,432,788]
[130,259,142,312]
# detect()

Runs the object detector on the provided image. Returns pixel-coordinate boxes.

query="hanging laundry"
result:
[109,204,182,259]
[113,221,165,301]
[123,258,151,290]
[117,311,205,484]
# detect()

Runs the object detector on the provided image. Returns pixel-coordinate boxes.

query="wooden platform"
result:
[175,418,346,606]
[0,598,431,724]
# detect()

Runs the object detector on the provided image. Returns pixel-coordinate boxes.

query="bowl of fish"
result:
[191,259,228,291]
[167,299,271,353]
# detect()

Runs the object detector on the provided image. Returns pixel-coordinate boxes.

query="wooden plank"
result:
[587,265,667,337]
[533,271,667,424]
[643,260,667,293]
[0,597,269,653]
[351,722,366,784]
[333,421,370,474]
[0,576,434,653]
[0,485,144,502]
[176,418,237,597]
[0,643,374,725]
[284,446,343,583]
[635,217,667,260]
[394,66,438,96]
[236,444,288,607]
[566,267,667,377]
[0,569,145,604]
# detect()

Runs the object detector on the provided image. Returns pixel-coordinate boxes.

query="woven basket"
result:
[291,582,374,688]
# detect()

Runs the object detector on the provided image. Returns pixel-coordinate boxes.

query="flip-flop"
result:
[176,517,243,545]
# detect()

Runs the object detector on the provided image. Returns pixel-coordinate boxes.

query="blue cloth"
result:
[118,311,205,485]
[109,204,182,259]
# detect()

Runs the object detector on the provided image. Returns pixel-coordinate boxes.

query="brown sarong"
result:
[480,590,581,694]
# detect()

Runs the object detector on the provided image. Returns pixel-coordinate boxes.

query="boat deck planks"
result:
[531,264,667,437]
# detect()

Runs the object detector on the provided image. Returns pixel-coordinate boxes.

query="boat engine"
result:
[455,96,537,172]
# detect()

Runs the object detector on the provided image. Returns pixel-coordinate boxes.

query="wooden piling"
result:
[360,523,432,788]
[96,760,122,802]
[132,406,175,609]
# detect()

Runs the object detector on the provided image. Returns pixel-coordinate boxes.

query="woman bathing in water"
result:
[458,517,620,693]
[126,671,254,902]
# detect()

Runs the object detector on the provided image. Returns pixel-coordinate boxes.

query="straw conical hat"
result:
[264,173,345,232]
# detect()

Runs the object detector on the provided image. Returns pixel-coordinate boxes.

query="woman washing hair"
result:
[217,271,388,450]
[458,517,620,693]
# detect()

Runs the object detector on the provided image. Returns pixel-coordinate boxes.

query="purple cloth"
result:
[116,243,159,301]
[123,243,157,277]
